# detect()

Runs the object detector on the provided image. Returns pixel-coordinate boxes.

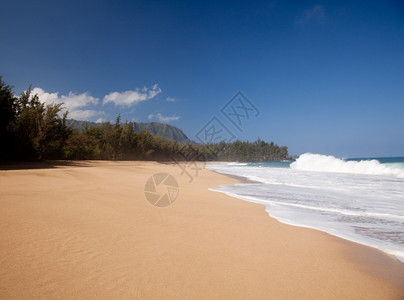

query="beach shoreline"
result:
[1,160,403,299]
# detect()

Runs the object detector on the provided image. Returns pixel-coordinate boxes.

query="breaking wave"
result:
[291,153,404,178]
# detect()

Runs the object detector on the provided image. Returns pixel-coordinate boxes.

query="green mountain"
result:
[133,122,190,143]
[66,119,191,143]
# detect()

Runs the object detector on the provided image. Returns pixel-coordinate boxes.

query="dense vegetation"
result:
[66,119,191,143]
[0,76,289,162]
[0,79,69,160]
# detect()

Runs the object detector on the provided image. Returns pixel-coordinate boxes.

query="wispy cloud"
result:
[166,96,176,102]
[148,113,179,123]
[103,84,161,106]
[296,5,327,24]
[32,87,104,121]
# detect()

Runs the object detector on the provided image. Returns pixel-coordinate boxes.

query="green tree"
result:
[120,121,136,159]
[12,87,71,160]
[0,76,18,159]
[64,131,99,159]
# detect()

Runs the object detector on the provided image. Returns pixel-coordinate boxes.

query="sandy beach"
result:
[0,160,403,299]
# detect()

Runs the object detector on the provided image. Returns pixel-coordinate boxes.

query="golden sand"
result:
[1,161,403,299]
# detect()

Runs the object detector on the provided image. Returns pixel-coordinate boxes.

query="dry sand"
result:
[0,160,403,299]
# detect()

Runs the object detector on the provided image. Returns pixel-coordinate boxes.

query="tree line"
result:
[0,76,289,162]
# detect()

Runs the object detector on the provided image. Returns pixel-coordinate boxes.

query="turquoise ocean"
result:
[207,154,404,263]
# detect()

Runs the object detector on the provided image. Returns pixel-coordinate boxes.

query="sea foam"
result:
[291,153,404,178]
[207,155,404,263]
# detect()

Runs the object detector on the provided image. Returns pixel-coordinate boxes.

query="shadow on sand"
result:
[0,160,94,171]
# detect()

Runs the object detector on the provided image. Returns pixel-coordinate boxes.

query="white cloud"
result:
[95,117,106,123]
[166,96,176,102]
[32,88,59,104]
[148,113,179,123]
[32,87,99,110]
[296,5,326,24]
[30,84,162,121]
[32,87,102,121]
[103,84,161,106]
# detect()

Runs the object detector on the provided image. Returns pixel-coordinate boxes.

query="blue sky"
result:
[1,0,403,157]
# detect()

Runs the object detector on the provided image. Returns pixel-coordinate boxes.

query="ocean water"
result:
[207,154,404,263]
